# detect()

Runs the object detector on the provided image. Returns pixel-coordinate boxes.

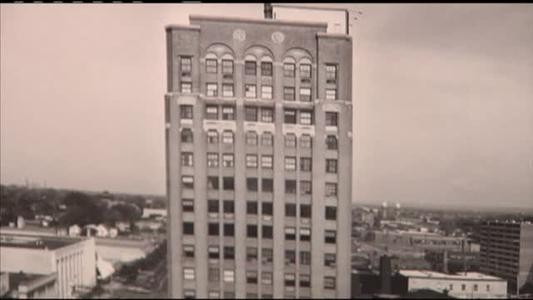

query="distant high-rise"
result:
[165,10,353,299]
[479,221,533,295]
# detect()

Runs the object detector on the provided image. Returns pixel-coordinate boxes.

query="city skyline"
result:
[1,3,532,209]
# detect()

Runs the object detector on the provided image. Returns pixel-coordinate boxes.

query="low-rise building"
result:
[399,270,507,299]
[4,272,57,299]
[141,208,167,219]
[373,230,468,252]
[0,234,97,298]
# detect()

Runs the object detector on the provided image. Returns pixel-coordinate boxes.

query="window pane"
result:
[181,57,192,74]
[326,112,338,126]
[245,106,258,122]
[300,64,311,79]
[326,89,337,100]
[261,85,273,99]
[261,61,273,76]
[284,87,295,101]
[222,59,233,75]
[300,110,313,125]
[299,87,311,102]
[181,82,192,94]
[283,63,295,77]
[222,106,235,120]
[206,83,218,96]
[206,59,217,73]
[222,84,234,97]
[284,109,297,124]
[245,61,256,76]
[205,105,218,120]
[245,84,257,98]
[285,134,296,148]
[246,131,258,145]
[260,107,274,122]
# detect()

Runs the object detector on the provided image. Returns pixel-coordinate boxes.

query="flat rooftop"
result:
[0,234,80,250]
[399,270,504,281]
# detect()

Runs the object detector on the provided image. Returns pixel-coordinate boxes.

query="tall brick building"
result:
[165,11,353,298]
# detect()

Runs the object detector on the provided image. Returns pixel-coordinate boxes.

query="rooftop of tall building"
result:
[0,234,82,250]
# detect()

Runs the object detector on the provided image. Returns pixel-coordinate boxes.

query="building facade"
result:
[165,14,353,299]
[479,221,533,294]
[0,234,97,298]
[399,270,507,299]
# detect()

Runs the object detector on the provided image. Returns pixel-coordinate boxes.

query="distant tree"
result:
[59,192,105,226]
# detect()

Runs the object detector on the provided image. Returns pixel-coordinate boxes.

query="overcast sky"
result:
[1,4,532,209]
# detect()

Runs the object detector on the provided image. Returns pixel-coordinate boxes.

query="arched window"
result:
[221,54,234,78]
[283,57,296,78]
[207,130,219,144]
[205,53,218,74]
[299,57,312,81]
[326,135,338,150]
[260,56,273,77]
[246,131,258,145]
[244,54,257,76]
[261,132,273,146]
[300,134,312,149]
[181,128,193,143]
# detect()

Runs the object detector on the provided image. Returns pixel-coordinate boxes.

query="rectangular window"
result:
[246,131,258,145]
[246,154,258,168]
[207,199,219,214]
[285,157,296,171]
[181,128,193,143]
[262,225,273,239]
[247,201,257,215]
[223,177,234,190]
[261,85,273,99]
[325,206,337,220]
[222,84,234,97]
[285,203,296,217]
[247,225,258,238]
[180,105,193,119]
[285,134,296,148]
[207,153,218,168]
[183,245,195,258]
[181,82,192,94]
[208,291,219,299]
[325,112,338,126]
[300,274,311,287]
[300,134,312,149]
[326,64,337,82]
[300,228,311,241]
[325,230,337,244]
[247,177,258,192]
[206,59,217,73]
[208,246,219,259]
[223,223,234,237]
[285,250,296,266]
[261,155,273,169]
[207,130,218,144]
[283,63,295,77]
[261,61,273,76]
[261,132,273,146]
[300,64,311,79]
[326,89,337,100]
[245,106,257,122]
[324,277,336,290]
[247,247,258,262]
[300,204,311,218]
[184,268,195,280]
[183,199,194,212]
[183,222,194,235]
[223,270,235,283]
[300,110,313,125]
[207,176,219,190]
[222,153,234,167]
[326,159,338,173]
[324,253,336,267]
[246,271,258,284]
[181,152,194,167]
[184,290,196,299]
[285,180,297,194]
[205,105,218,120]
[285,273,296,287]
[206,83,218,96]
[262,202,273,216]
[208,267,219,282]
[262,179,273,193]
[285,227,296,240]
[283,87,295,101]
[300,180,312,195]
[222,106,235,120]
[208,223,219,236]
[262,271,273,285]
[300,157,312,172]
[223,200,234,214]
[222,131,234,144]
[245,84,257,98]
[224,246,234,259]
[180,56,192,75]
[299,87,311,102]
[182,176,194,189]
[300,251,311,265]
[260,107,274,123]
[325,183,338,197]
[284,109,297,124]
[222,59,233,75]
[262,248,273,264]
[245,61,256,76]
[326,135,338,150]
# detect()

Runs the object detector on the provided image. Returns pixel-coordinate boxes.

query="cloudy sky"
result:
[1,4,532,209]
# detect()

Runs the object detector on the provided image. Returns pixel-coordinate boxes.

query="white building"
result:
[68,225,81,237]
[141,208,167,219]
[0,234,97,298]
[400,270,507,299]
